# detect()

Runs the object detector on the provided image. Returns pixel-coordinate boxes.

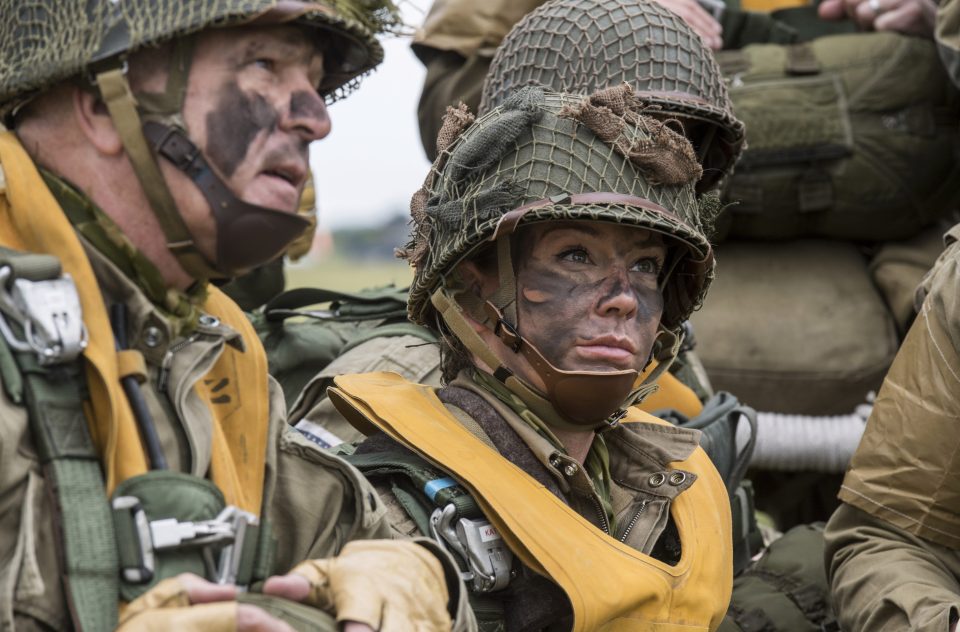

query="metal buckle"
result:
[0,266,88,365]
[113,497,257,587]
[430,504,513,593]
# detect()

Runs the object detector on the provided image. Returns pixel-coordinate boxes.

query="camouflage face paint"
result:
[205,81,278,178]
[513,223,664,373]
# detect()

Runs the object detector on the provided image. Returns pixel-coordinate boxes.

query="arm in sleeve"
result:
[825,503,960,632]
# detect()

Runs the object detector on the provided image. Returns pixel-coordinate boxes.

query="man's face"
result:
[511,221,666,376]
[170,24,329,256]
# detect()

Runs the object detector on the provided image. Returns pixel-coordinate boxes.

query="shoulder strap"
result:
[0,249,119,632]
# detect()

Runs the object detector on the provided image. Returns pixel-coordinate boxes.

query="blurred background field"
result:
[287,255,413,292]
[285,213,414,292]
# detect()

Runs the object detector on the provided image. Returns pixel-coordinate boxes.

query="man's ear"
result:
[72,86,124,156]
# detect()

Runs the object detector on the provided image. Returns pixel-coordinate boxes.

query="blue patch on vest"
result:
[424,477,457,502]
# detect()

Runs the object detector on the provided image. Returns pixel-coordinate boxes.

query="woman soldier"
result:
[329,85,731,632]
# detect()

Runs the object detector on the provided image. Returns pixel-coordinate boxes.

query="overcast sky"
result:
[309,0,434,230]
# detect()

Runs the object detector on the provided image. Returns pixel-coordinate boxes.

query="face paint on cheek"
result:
[516,260,598,367]
[204,81,279,178]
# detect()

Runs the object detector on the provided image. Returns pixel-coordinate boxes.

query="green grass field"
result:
[285,255,414,292]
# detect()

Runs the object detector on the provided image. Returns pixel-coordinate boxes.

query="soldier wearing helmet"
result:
[325,85,732,631]
[0,2,473,630]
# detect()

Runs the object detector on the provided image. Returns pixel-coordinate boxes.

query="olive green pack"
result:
[249,286,437,410]
[716,31,960,241]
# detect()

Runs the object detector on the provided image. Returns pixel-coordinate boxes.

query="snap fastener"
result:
[648,472,666,487]
[143,326,163,348]
[669,471,687,486]
[549,456,562,469]
[198,314,219,327]
[563,463,578,477]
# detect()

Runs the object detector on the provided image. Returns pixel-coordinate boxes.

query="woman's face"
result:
[513,221,666,375]
[463,220,667,389]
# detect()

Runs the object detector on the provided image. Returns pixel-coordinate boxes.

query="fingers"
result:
[176,573,239,605]
[818,0,848,20]
[652,0,724,49]
[236,604,298,632]
[342,623,376,632]
[873,0,936,34]
[261,574,312,602]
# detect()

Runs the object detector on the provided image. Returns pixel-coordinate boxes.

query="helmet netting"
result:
[479,0,744,189]
[401,86,713,332]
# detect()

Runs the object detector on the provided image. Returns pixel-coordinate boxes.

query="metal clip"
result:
[214,506,258,587]
[113,496,156,584]
[0,266,88,365]
[430,504,513,593]
[113,497,257,587]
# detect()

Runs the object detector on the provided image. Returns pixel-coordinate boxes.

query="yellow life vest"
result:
[330,372,733,632]
[740,0,810,12]
[0,131,269,515]
[638,360,703,418]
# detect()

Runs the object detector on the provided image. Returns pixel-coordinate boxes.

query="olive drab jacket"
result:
[824,223,960,631]
[329,371,733,632]
[0,132,471,630]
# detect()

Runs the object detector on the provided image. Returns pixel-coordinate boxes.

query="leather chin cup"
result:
[143,122,310,277]
[484,302,639,427]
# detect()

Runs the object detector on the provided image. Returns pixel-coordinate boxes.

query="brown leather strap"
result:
[490,192,679,240]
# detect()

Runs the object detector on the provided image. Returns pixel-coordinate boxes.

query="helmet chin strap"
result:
[433,285,659,431]
[93,49,308,281]
[433,225,686,430]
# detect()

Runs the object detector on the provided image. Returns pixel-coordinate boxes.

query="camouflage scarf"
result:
[42,170,205,336]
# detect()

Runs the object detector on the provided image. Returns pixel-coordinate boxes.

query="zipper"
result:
[157,333,199,393]
[591,494,610,535]
[619,499,649,543]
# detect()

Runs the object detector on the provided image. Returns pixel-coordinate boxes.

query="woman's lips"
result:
[574,336,638,365]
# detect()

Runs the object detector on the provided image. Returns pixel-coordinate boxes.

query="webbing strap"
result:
[95,66,218,281]
[8,342,118,631]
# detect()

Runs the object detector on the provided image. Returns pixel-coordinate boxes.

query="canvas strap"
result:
[0,248,118,632]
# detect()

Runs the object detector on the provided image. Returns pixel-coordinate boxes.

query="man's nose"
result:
[596,270,638,319]
[280,85,331,142]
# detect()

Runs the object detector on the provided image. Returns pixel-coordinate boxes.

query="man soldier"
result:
[0,2,472,630]
[824,222,960,630]
[325,85,734,631]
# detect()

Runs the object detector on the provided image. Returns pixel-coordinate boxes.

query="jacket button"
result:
[648,472,666,487]
[143,326,163,348]
[669,471,687,486]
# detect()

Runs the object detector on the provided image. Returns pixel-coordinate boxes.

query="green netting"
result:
[479,0,744,191]
[0,0,401,116]
[403,87,714,332]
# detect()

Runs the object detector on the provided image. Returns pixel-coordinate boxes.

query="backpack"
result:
[716,31,960,241]
[248,285,437,411]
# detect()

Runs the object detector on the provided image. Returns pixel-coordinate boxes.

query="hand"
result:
[653,0,725,49]
[178,573,297,632]
[261,575,375,632]
[818,0,936,36]
[118,573,295,631]
[280,540,453,632]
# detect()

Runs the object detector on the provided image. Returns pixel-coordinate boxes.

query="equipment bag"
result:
[249,285,437,411]
[716,31,960,241]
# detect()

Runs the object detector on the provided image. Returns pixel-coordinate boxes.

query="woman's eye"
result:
[631,258,660,274]
[559,248,590,264]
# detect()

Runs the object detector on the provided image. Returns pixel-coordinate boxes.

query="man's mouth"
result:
[260,162,306,190]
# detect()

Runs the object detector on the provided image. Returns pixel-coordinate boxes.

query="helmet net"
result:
[479,0,744,190]
[401,86,716,334]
